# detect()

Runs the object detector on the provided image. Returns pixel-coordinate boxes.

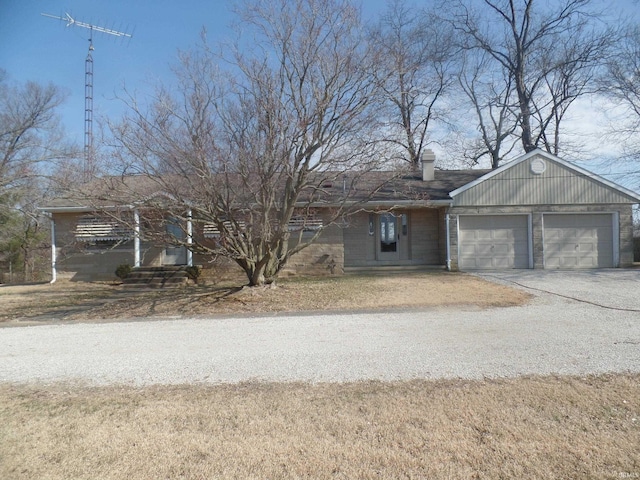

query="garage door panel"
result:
[459,215,530,270]
[475,245,495,255]
[578,257,597,268]
[543,214,613,269]
[578,243,595,253]
[492,244,510,255]
[492,229,511,240]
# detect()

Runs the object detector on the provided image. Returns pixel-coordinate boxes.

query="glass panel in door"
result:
[378,213,399,260]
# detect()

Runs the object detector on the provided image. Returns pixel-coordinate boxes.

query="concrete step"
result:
[122,266,190,288]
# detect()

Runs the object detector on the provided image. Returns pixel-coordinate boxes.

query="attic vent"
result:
[530,157,547,175]
[74,215,133,242]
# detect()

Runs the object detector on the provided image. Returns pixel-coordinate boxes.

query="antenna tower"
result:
[42,12,132,177]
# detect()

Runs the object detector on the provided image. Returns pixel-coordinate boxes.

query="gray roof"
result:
[345,169,491,204]
[41,169,490,211]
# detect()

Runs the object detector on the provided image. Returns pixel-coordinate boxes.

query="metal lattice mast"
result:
[85,32,94,168]
[42,12,132,177]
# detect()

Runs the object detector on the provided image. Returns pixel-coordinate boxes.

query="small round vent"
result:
[530,157,547,175]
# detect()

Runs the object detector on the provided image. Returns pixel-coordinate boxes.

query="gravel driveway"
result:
[1,270,638,386]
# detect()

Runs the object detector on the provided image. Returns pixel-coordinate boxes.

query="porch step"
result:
[122,266,190,288]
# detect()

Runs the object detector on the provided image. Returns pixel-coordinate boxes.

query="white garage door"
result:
[458,215,530,269]
[543,214,614,268]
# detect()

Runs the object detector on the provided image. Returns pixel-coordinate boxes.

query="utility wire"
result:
[483,273,640,313]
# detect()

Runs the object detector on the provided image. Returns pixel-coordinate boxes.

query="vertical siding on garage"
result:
[453,154,638,206]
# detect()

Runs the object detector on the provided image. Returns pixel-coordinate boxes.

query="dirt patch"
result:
[0,272,531,325]
[1,374,638,479]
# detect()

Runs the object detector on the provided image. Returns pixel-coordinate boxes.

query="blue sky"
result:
[0,0,386,146]
[0,0,638,185]
[1,1,254,144]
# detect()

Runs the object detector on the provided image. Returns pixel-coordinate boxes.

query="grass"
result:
[4,273,627,478]
[0,271,531,324]
[1,375,639,479]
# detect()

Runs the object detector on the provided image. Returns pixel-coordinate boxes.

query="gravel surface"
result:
[1,270,638,386]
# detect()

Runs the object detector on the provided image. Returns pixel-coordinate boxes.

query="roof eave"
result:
[39,205,135,213]
[302,199,453,208]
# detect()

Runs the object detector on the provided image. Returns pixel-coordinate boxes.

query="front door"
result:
[377,213,399,261]
[163,221,187,265]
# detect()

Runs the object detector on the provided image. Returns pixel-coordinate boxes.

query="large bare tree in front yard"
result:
[104,0,389,286]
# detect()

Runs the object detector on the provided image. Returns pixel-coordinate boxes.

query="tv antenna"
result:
[42,12,133,177]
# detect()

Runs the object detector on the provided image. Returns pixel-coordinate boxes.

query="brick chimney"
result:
[421,149,436,181]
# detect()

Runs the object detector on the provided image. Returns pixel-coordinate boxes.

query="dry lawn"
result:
[0,272,530,324]
[1,375,639,479]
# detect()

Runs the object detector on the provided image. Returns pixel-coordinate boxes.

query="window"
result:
[379,213,397,252]
[288,212,323,232]
[74,215,133,248]
[203,221,246,238]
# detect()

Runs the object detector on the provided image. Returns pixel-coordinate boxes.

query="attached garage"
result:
[543,213,615,268]
[458,215,530,269]
[448,150,640,271]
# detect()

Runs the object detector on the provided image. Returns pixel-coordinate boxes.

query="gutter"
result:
[299,199,454,209]
[38,205,135,213]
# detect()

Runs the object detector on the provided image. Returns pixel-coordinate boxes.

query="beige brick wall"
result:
[285,223,345,276]
[343,212,376,267]
[409,209,441,264]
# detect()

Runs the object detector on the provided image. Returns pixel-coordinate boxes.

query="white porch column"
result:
[50,215,57,283]
[187,209,193,267]
[445,212,451,271]
[134,209,141,268]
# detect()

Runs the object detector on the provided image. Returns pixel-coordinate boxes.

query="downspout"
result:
[134,209,141,268]
[445,211,451,271]
[186,209,193,267]
[49,213,57,283]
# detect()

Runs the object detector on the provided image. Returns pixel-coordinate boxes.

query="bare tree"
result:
[0,72,74,198]
[369,0,457,169]
[455,50,520,168]
[601,24,640,167]
[445,0,614,156]
[0,177,51,282]
[105,0,391,286]
[532,20,613,155]
[0,73,77,282]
